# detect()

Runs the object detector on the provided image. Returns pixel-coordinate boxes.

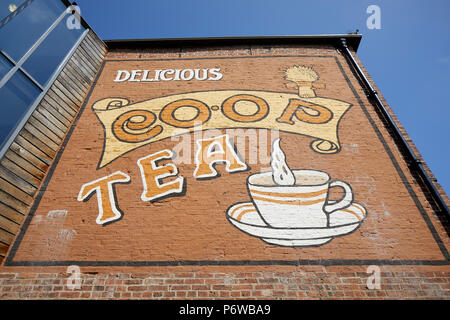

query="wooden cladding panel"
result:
[0,30,106,258]
[0,177,33,204]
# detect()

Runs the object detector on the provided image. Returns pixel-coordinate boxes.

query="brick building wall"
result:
[0,39,448,300]
[0,269,449,299]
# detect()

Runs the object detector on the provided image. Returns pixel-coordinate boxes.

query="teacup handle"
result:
[323,180,353,214]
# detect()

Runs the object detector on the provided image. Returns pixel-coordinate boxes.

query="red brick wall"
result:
[1,42,448,300]
[1,269,449,299]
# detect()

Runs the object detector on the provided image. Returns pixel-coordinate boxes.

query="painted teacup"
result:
[247,170,353,228]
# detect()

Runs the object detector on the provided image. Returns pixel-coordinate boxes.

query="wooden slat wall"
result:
[0,30,106,262]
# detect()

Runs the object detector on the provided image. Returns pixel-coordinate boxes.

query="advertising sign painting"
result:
[5,55,448,267]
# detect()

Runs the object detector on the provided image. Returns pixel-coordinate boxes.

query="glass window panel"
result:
[0,0,66,62]
[0,70,41,148]
[0,1,26,23]
[0,53,13,79]
[22,16,84,86]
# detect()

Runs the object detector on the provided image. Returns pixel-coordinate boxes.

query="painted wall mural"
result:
[82,65,364,246]
[227,138,366,247]
[93,65,351,168]
[5,55,447,267]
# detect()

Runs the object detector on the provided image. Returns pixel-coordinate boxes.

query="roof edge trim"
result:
[103,34,362,52]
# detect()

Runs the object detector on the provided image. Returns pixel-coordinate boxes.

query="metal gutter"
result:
[338,38,449,216]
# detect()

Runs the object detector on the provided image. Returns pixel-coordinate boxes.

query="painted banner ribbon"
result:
[92,89,352,168]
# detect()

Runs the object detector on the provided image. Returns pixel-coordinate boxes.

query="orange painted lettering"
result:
[78,171,130,225]
[137,149,184,201]
[277,98,333,125]
[194,134,248,179]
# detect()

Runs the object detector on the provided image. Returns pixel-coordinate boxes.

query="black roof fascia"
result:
[103,34,362,52]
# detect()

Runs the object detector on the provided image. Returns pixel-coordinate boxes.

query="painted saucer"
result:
[226,201,366,247]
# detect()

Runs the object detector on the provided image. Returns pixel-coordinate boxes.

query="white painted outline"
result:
[137,149,185,202]
[193,134,248,179]
[77,171,131,225]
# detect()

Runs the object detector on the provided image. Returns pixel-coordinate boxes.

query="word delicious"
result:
[114,68,223,82]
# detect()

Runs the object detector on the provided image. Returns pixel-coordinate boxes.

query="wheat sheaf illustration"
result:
[285,65,321,98]
[285,65,319,82]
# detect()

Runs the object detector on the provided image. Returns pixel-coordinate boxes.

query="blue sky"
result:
[76,0,450,195]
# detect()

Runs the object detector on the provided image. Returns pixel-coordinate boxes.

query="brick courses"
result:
[0,270,449,299]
